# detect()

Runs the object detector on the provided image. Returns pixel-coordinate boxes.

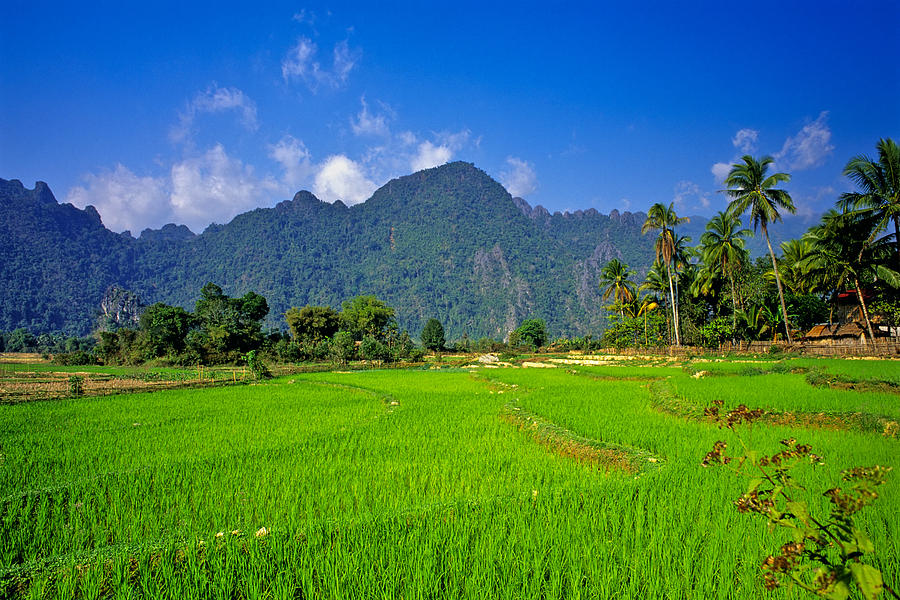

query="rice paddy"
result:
[1,356,898,599]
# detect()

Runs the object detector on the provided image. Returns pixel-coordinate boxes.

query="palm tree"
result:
[838,138,900,269]
[640,260,672,343]
[642,202,689,345]
[699,211,751,330]
[599,258,636,318]
[802,209,900,346]
[724,155,796,343]
[778,238,818,296]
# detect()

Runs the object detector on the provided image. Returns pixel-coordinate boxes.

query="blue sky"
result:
[1,1,898,234]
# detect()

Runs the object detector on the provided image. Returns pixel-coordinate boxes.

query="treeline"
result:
[599,138,900,348]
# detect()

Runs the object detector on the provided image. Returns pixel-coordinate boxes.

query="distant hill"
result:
[0,162,812,339]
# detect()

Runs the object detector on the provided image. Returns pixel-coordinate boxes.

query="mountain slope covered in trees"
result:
[0,162,807,339]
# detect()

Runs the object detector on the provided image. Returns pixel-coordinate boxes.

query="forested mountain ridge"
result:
[1,162,802,339]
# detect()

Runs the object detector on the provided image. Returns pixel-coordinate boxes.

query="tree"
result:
[285,305,340,343]
[599,259,636,318]
[699,211,751,330]
[340,295,396,340]
[642,202,689,345]
[838,138,900,269]
[139,303,193,358]
[420,318,445,351]
[802,209,900,345]
[193,282,270,359]
[724,155,796,343]
[509,318,547,349]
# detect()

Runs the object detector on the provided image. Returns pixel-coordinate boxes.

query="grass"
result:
[1,358,898,598]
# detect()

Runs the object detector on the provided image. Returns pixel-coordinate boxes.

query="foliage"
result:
[698,316,734,348]
[420,318,445,351]
[340,295,396,341]
[285,305,340,343]
[67,375,84,397]
[725,155,796,343]
[330,330,356,364]
[508,318,547,349]
[703,400,896,600]
[244,350,271,380]
[602,312,668,348]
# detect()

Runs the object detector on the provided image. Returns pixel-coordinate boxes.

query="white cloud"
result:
[313,155,376,205]
[411,141,453,171]
[409,130,470,172]
[269,135,313,189]
[281,37,359,90]
[711,162,731,183]
[673,180,712,211]
[732,128,759,153]
[775,111,834,171]
[499,157,538,197]
[68,145,280,234]
[351,97,390,137]
[67,165,170,233]
[170,145,278,231]
[170,84,258,144]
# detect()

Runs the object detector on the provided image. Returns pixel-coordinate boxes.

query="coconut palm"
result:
[640,260,672,343]
[802,209,900,346]
[599,258,636,318]
[699,211,751,329]
[642,202,689,345]
[778,238,818,296]
[838,138,900,269]
[724,155,796,343]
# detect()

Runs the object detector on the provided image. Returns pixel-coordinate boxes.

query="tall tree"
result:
[642,202,689,345]
[599,258,636,318]
[802,209,900,345]
[838,138,900,270]
[699,211,751,329]
[724,155,796,343]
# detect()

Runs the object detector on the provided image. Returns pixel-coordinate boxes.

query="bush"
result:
[360,336,390,361]
[52,350,96,366]
[421,318,445,351]
[330,331,356,364]
[244,350,271,380]
[509,319,547,350]
[68,375,84,397]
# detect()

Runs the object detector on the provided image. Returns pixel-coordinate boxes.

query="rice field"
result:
[1,357,898,599]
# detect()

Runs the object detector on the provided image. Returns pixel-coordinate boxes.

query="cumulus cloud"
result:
[351,97,390,137]
[67,165,170,233]
[410,141,453,171]
[711,128,760,183]
[313,155,376,205]
[68,145,279,234]
[732,128,759,153]
[409,130,470,172]
[711,162,732,183]
[673,180,712,211]
[269,135,313,189]
[499,157,538,197]
[775,111,834,171]
[281,37,359,90]
[170,84,258,144]
[169,145,278,230]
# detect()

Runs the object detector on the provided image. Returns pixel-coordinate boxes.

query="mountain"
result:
[0,162,808,339]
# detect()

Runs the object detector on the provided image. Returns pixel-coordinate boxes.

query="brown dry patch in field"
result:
[500,411,637,473]
[0,353,48,364]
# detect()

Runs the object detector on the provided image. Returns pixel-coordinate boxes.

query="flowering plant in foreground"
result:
[702,400,897,600]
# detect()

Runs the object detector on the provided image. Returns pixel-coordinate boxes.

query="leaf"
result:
[823,580,851,600]
[747,478,763,494]
[785,500,809,523]
[849,563,883,600]
[852,528,875,554]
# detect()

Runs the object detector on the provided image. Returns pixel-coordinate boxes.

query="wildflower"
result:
[255,527,268,537]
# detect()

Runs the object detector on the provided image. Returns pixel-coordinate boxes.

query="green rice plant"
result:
[703,400,898,599]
